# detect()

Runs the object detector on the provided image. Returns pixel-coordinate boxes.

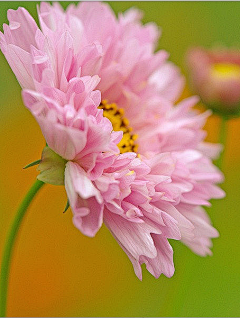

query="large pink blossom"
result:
[0,2,224,279]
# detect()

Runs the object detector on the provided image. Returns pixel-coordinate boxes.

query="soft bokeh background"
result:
[0,1,240,317]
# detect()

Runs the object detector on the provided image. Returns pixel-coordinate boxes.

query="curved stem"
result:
[0,179,44,317]
[216,116,228,170]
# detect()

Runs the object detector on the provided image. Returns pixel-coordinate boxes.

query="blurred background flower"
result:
[186,47,240,117]
[0,1,240,317]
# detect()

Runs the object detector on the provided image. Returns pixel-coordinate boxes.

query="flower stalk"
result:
[0,180,44,317]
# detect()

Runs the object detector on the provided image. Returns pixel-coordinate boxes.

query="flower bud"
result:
[186,47,240,117]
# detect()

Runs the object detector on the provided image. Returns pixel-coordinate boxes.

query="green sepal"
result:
[63,199,70,213]
[37,146,67,186]
[23,159,41,169]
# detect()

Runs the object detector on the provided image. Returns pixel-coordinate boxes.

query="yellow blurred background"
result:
[0,1,240,317]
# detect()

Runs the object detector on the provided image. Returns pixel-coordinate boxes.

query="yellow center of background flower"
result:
[211,62,240,80]
[99,100,138,153]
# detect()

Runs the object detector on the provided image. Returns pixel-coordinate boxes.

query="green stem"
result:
[216,116,228,170]
[0,179,44,317]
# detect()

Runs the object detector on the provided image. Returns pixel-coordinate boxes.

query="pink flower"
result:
[187,47,240,116]
[0,2,224,279]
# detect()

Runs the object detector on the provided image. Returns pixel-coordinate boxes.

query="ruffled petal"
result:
[65,161,103,237]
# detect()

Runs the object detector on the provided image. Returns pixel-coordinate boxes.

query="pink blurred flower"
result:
[0,2,224,279]
[187,47,240,116]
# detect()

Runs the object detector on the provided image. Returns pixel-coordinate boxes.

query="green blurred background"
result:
[0,1,240,317]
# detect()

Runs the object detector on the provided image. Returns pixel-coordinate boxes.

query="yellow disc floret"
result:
[99,100,138,153]
[210,63,240,80]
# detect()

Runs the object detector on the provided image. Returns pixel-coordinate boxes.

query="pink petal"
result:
[104,211,157,261]
[140,234,175,278]
[65,161,103,237]
[22,90,87,160]
[6,7,38,51]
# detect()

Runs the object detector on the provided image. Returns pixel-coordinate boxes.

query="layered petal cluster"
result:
[67,153,183,279]
[0,1,224,279]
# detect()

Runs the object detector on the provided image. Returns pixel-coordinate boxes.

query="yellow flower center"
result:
[99,100,138,153]
[210,63,240,80]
